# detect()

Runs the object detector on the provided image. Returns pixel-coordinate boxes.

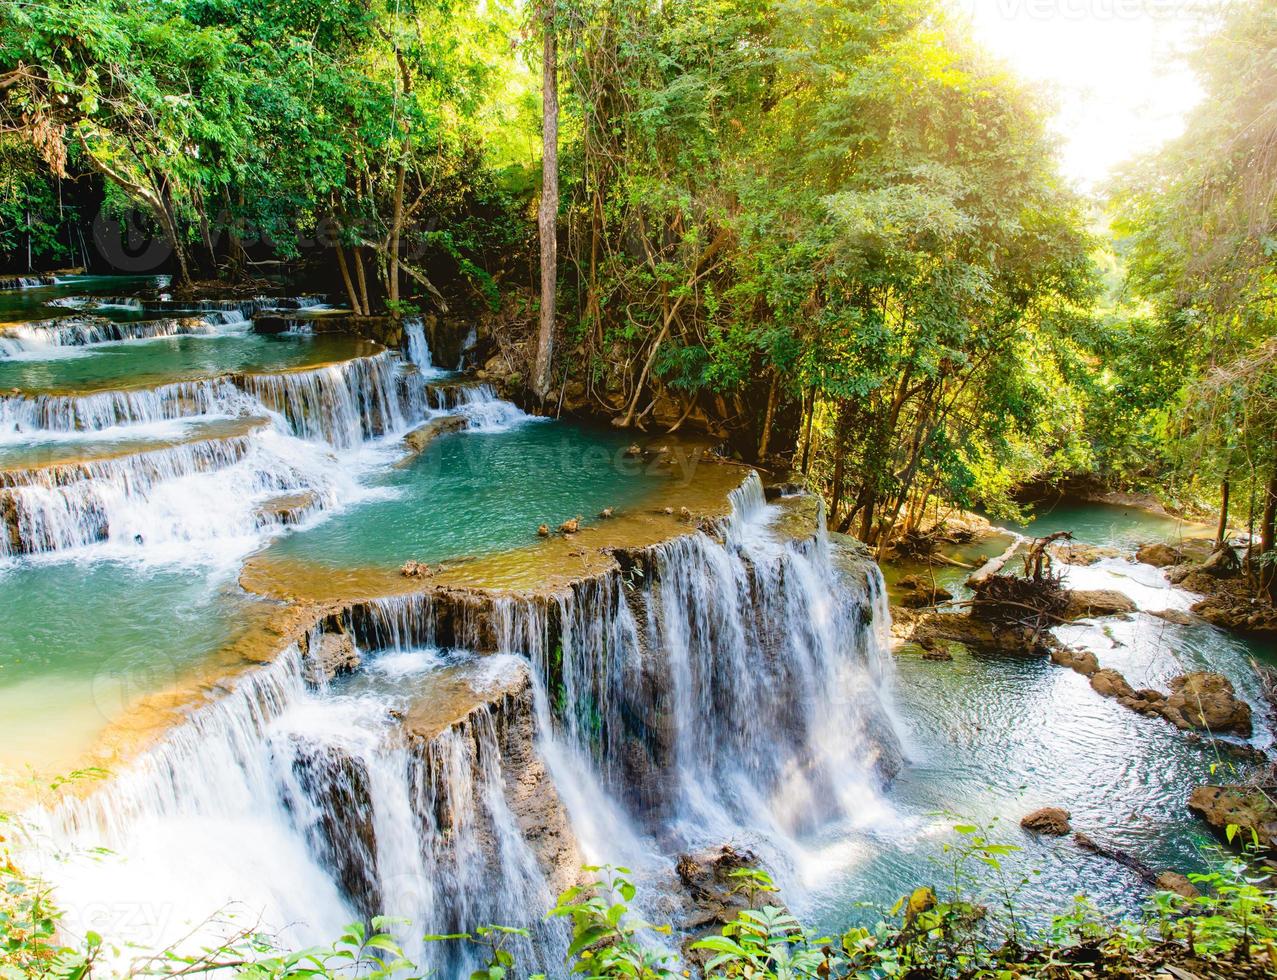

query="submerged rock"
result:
[1054,543,1122,566]
[896,574,954,609]
[1061,589,1137,620]
[1021,806,1072,836]
[1188,785,1277,852]
[1051,646,1100,677]
[403,414,468,454]
[1161,672,1253,737]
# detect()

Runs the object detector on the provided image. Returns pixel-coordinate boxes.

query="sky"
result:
[956,0,1220,193]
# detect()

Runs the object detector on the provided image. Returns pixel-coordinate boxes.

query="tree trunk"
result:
[757,370,779,460]
[800,386,816,474]
[334,240,363,315]
[533,0,559,400]
[1216,478,1230,549]
[388,52,414,308]
[353,246,371,315]
[1261,453,1277,603]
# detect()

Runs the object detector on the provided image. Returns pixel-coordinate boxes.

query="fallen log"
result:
[967,534,1025,589]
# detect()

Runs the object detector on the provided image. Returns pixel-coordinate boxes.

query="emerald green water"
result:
[264,421,670,570]
[0,333,377,394]
[0,561,265,775]
[809,499,1274,932]
[0,275,165,326]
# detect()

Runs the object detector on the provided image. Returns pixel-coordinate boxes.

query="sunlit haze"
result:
[957,0,1218,192]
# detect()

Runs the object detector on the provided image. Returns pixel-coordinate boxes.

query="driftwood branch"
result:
[967,535,1025,589]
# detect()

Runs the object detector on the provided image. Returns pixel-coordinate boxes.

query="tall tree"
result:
[534,0,558,399]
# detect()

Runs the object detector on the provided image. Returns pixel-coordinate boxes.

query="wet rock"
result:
[679,506,693,523]
[624,444,642,458]
[537,524,550,537]
[1192,594,1277,636]
[1187,785,1277,852]
[669,845,778,966]
[1155,871,1199,898]
[1161,672,1253,737]
[897,574,954,609]
[1136,543,1185,567]
[1090,668,1135,700]
[496,681,583,896]
[599,507,614,519]
[1200,545,1242,578]
[283,739,381,920]
[559,516,581,535]
[403,414,468,454]
[1021,806,1072,835]
[1051,646,1100,677]
[254,491,318,528]
[400,560,433,579]
[1055,543,1122,566]
[303,629,360,686]
[1149,608,1196,626]
[1062,589,1137,621]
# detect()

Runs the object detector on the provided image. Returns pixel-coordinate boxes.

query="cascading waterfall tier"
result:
[47,295,326,318]
[0,312,247,357]
[0,274,53,290]
[0,352,425,447]
[27,471,898,974]
[346,473,901,850]
[0,426,345,557]
[238,350,428,449]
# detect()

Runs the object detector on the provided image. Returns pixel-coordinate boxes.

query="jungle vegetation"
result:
[0,0,1274,593]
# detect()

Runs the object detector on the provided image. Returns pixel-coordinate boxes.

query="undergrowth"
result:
[3,817,1274,978]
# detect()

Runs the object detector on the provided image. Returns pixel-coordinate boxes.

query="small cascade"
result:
[0,275,50,290]
[457,325,477,370]
[428,382,534,431]
[238,351,428,449]
[0,313,248,358]
[0,428,344,558]
[402,318,432,370]
[48,295,325,318]
[0,379,250,441]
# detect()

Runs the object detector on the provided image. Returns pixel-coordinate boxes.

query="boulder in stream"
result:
[1061,589,1137,621]
[1188,785,1277,853]
[1135,543,1184,567]
[1021,806,1071,836]
[1160,672,1253,737]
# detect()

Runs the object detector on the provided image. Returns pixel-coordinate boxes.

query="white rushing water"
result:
[0,312,250,360]
[27,473,902,975]
[0,311,527,563]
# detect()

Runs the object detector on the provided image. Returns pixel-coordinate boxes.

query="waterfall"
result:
[402,318,432,370]
[29,643,567,975]
[238,351,428,449]
[457,325,477,370]
[0,313,247,358]
[0,380,250,441]
[428,382,535,432]
[26,472,899,974]
[0,428,347,559]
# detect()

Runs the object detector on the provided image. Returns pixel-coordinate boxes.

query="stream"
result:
[1,277,1274,974]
